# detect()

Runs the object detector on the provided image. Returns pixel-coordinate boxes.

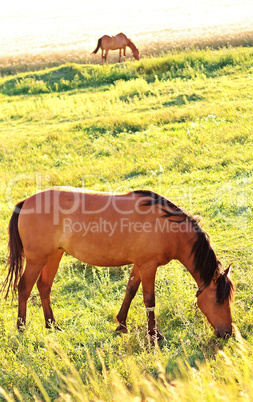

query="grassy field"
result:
[1,26,253,76]
[0,46,253,400]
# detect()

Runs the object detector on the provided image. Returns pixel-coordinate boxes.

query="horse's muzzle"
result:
[214,328,232,339]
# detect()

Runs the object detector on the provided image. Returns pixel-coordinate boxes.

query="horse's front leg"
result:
[115,264,141,333]
[103,50,108,63]
[140,264,165,342]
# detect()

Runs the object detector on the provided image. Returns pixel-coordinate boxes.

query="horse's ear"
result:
[193,215,202,223]
[224,265,232,277]
[213,268,220,283]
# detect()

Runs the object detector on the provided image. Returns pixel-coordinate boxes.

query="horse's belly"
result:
[62,233,133,267]
[59,217,164,267]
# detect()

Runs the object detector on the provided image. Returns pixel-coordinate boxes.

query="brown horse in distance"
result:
[92,33,139,63]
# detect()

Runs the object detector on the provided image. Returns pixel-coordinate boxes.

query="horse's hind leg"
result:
[36,249,64,329]
[119,49,122,62]
[115,264,141,333]
[17,260,46,331]
[101,49,108,64]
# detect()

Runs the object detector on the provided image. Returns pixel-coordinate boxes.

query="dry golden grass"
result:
[0,22,252,75]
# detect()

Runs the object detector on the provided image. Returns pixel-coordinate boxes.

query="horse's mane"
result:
[127,38,137,51]
[134,190,234,303]
[134,190,184,219]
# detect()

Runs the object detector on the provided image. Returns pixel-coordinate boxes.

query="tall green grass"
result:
[1,47,253,96]
[0,47,252,400]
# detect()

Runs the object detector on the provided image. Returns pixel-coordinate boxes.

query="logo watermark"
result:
[4,172,252,231]
[62,217,195,237]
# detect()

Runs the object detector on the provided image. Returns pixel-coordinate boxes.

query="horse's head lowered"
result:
[135,189,235,339]
[132,48,140,60]
[196,265,234,338]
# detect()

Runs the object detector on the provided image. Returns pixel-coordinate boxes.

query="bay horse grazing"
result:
[92,33,139,63]
[4,188,234,340]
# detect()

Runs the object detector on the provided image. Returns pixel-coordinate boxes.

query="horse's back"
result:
[101,33,128,50]
[17,188,170,267]
[114,32,128,46]
[114,32,127,40]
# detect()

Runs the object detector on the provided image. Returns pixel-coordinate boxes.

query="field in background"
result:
[0,46,253,400]
[1,26,253,75]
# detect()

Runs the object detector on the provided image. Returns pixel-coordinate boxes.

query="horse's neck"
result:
[179,248,202,286]
[173,225,202,286]
[127,39,137,51]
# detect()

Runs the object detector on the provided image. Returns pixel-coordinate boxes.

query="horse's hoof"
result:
[114,325,128,335]
[54,324,63,332]
[17,318,25,333]
[148,330,167,344]
[46,322,63,331]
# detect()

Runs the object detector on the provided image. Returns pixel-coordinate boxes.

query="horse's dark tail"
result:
[3,201,25,299]
[92,37,102,54]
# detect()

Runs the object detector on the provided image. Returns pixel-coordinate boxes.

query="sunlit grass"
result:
[0,47,252,400]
